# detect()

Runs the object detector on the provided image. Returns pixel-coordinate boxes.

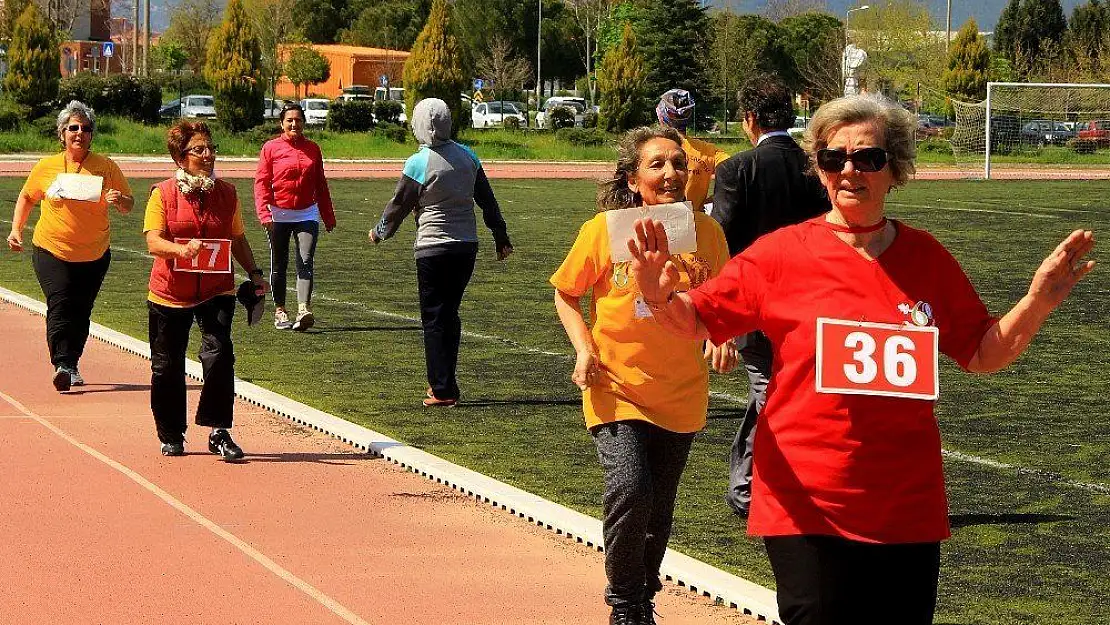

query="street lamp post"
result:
[843,5,871,95]
[536,0,542,111]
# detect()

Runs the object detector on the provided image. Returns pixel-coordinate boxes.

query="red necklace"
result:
[823,217,888,234]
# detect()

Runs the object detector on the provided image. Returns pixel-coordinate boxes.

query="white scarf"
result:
[175,168,215,195]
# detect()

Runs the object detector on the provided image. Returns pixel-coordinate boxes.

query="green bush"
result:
[582,110,599,129]
[57,74,163,123]
[329,100,376,132]
[502,116,523,130]
[373,100,404,125]
[1070,138,1098,154]
[549,105,575,130]
[0,99,30,132]
[917,138,951,154]
[237,123,281,146]
[555,127,607,147]
[32,115,57,140]
[371,122,409,143]
[58,73,107,110]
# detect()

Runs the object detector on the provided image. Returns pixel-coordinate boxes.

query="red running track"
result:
[0,300,757,625]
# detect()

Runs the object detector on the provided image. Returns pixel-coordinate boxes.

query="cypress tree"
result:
[636,0,710,113]
[942,19,990,109]
[204,0,264,131]
[597,23,647,132]
[994,0,1021,60]
[402,0,468,137]
[2,3,59,112]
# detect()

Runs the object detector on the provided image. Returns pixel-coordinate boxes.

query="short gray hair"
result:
[597,126,685,211]
[56,100,96,143]
[803,94,917,186]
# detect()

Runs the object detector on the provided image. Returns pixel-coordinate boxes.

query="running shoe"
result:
[292,305,315,332]
[160,441,185,456]
[274,308,293,330]
[52,366,71,392]
[608,605,642,625]
[208,428,245,461]
[422,393,458,408]
[70,369,85,386]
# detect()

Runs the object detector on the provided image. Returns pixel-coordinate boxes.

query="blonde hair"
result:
[597,126,685,211]
[803,94,917,186]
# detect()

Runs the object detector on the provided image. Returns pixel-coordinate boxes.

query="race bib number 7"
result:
[815,318,939,401]
[172,238,232,274]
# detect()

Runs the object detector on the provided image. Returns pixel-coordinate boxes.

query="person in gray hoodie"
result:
[370,98,513,407]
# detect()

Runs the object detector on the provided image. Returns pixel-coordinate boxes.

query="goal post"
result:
[950,82,1110,179]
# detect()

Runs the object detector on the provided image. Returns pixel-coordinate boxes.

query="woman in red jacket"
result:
[144,120,269,460]
[254,102,336,331]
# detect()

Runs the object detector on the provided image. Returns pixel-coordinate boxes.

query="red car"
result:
[1077,120,1110,147]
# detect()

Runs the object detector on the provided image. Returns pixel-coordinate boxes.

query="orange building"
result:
[274,44,410,100]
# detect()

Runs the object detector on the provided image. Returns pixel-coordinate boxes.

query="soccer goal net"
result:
[950,82,1110,179]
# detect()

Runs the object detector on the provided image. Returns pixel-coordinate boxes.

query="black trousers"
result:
[416,250,476,401]
[765,535,941,625]
[148,296,236,444]
[32,246,111,369]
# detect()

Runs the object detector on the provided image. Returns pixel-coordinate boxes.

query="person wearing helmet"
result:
[656,89,729,212]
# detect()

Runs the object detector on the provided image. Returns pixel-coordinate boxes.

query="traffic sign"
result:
[102,41,114,58]
[473,78,483,90]
[379,74,389,87]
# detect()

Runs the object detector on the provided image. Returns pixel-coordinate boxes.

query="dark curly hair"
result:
[167,119,213,164]
[737,74,795,132]
[279,101,305,123]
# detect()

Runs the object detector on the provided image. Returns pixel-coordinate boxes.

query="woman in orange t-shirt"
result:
[551,126,734,624]
[6,101,133,392]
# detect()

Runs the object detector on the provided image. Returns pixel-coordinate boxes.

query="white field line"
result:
[932,198,1100,214]
[887,202,1058,219]
[0,389,375,625]
[4,235,1106,496]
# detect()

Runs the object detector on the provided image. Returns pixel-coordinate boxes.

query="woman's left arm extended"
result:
[969,229,1095,373]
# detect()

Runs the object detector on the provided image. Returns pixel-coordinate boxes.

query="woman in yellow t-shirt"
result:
[551,126,736,624]
[5,101,133,392]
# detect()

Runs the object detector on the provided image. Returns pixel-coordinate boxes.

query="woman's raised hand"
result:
[1027,229,1096,311]
[628,219,679,306]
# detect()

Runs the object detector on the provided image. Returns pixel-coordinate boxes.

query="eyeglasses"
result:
[815,147,890,173]
[186,145,218,156]
[66,124,93,133]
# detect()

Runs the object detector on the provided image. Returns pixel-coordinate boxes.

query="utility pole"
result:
[142,0,150,76]
[132,0,138,75]
[945,0,952,53]
[536,0,542,106]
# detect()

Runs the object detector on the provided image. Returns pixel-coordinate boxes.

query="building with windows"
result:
[274,45,410,100]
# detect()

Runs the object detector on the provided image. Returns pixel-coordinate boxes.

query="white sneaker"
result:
[293,305,314,332]
[274,308,293,330]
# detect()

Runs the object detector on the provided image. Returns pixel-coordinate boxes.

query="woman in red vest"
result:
[143,120,269,460]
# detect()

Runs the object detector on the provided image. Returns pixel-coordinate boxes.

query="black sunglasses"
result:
[66,124,93,133]
[815,147,889,173]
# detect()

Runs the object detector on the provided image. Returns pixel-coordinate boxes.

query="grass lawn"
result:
[1,177,1109,624]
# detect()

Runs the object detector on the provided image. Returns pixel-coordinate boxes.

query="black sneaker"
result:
[609,605,643,625]
[160,441,185,456]
[208,428,244,461]
[641,599,659,625]
[52,366,71,392]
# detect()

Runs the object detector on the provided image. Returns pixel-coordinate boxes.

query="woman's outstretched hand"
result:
[1027,229,1096,311]
[627,219,679,307]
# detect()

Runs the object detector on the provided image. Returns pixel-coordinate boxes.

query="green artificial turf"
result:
[1,177,1108,624]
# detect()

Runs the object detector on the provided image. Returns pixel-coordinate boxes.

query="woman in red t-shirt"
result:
[626,94,1096,625]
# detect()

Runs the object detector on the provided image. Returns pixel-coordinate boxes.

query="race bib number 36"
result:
[815,318,939,401]
[172,238,232,274]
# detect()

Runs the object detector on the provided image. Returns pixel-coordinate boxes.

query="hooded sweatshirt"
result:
[372,98,510,257]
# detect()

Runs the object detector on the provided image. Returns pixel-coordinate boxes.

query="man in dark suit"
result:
[712,75,831,518]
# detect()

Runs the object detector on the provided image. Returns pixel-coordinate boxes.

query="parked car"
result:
[335,93,372,104]
[787,115,808,139]
[536,96,588,129]
[300,98,330,125]
[471,101,526,128]
[263,98,286,119]
[1077,119,1110,147]
[916,118,943,140]
[1020,119,1075,146]
[159,94,216,119]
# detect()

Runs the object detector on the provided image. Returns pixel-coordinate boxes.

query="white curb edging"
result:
[0,285,781,624]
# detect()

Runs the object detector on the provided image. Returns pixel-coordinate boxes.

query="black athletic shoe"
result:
[52,366,71,392]
[641,599,658,625]
[609,605,643,625]
[160,441,185,456]
[208,428,244,461]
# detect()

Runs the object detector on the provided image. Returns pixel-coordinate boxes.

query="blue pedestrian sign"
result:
[102,42,114,58]
[379,74,389,87]
[473,78,483,90]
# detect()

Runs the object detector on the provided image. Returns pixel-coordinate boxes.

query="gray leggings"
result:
[266,220,319,309]
[592,420,695,608]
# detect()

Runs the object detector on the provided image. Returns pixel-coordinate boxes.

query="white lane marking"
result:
[887,202,1057,219]
[934,198,1099,214]
[0,389,373,625]
[4,236,1104,495]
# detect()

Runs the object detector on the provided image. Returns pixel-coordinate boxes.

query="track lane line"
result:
[0,389,374,625]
